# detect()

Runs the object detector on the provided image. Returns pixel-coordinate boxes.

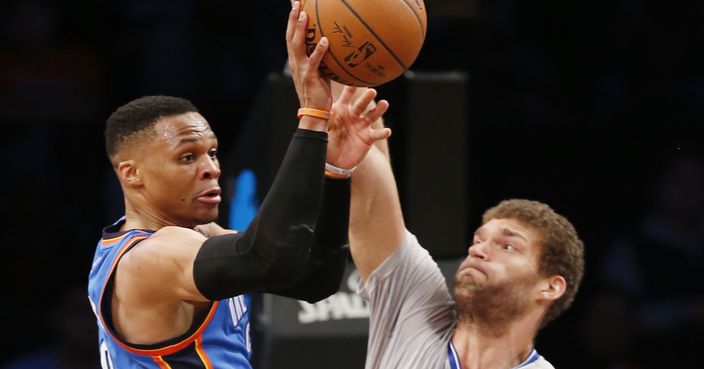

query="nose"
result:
[200,156,221,180]
[468,241,488,260]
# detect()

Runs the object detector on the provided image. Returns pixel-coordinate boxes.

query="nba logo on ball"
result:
[345,41,377,68]
[302,0,427,87]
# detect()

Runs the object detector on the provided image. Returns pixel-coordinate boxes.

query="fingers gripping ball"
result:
[302,0,427,87]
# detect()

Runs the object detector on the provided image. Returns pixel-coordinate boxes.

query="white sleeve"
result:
[358,230,455,369]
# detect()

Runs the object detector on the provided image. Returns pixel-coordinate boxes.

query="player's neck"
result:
[452,315,538,369]
[122,200,183,231]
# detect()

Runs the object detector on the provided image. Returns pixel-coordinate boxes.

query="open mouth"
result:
[196,188,222,204]
[203,188,221,197]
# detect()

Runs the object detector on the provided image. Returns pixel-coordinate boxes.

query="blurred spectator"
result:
[3,286,99,369]
[0,0,103,125]
[572,287,643,369]
[598,149,704,367]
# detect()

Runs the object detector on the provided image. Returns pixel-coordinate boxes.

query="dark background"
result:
[1,0,703,368]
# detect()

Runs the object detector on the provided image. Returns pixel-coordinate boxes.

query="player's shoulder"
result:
[151,225,204,240]
[122,226,205,265]
[147,226,206,244]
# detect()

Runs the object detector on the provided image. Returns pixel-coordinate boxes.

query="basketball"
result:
[302,0,427,87]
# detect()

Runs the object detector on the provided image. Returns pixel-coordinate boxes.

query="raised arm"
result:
[324,83,406,281]
[116,0,336,306]
[349,148,407,280]
[118,3,397,309]
[191,0,340,301]
[269,82,393,302]
[267,176,350,302]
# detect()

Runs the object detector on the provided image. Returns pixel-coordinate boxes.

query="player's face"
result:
[137,112,221,227]
[453,218,543,316]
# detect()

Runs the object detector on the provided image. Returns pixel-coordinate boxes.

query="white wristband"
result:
[325,162,356,178]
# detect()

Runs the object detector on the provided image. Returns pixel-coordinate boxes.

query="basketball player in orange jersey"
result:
[87,2,391,368]
[327,85,585,368]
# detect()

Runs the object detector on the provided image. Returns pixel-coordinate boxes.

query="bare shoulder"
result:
[112,227,211,341]
[149,226,207,247]
[117,226,206,294]
[123,226,203,262]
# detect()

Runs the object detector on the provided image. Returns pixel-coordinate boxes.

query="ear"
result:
[537,275,566,303]
[116,160,143,187]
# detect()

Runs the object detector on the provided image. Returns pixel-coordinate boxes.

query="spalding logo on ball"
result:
[302,0,427,87]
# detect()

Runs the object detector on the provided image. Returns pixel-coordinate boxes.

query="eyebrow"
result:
[174,133,217,148]
[501,227,528,241]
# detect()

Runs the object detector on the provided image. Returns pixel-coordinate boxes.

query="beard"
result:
[453,271,538,334]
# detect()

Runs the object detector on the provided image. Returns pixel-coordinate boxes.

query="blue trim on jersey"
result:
[448,342,460,369]
[448,341,540,369]
[515,349,540,368]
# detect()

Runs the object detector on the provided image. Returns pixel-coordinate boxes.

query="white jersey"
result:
[358,231,556,369]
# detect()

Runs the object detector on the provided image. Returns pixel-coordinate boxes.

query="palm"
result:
[327,86,390,169]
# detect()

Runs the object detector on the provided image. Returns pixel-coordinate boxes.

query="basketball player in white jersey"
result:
[328,86,585,369]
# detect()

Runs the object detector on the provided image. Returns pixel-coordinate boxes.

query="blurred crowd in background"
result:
[1,0,702,368]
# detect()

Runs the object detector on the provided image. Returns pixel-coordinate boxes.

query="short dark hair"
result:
[105,95,198,164]
[482,199,585,327]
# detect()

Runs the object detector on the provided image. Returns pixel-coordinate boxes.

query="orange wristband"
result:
[325,170,350,179]
[297,108,331,120]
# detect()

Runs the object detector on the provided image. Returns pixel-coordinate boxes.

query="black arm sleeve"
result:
[193,129,327,300]
[269,177,351,303]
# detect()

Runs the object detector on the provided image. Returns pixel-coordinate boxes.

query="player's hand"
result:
[286,1,332,113]
[194,222,237,238]
[326,86,391,170]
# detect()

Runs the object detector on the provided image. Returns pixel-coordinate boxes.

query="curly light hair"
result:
[482,199,585,326]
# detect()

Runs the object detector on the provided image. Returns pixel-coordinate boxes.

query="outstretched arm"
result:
[324,83,406,281]
[192,87,400,299]
[190,0,337,300]
[349,147,407,281]
[267,176,350,302]
[270,82,392,302]
[117,1,337,304]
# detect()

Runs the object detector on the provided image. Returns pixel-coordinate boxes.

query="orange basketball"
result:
[302,0,427,87]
